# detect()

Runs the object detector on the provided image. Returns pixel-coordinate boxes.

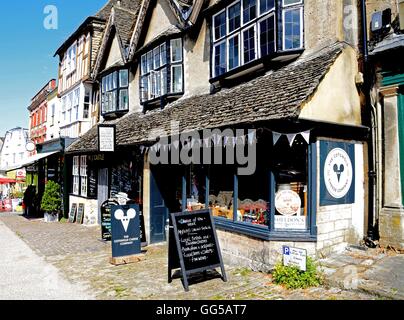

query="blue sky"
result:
[0,0,106,136]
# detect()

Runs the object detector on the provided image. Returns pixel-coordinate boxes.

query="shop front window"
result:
[209,165,234,220]
[184,165,207,211]
[272,135,308,231]
[237,159,270,227]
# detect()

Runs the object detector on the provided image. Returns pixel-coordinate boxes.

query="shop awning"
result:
[6,151,60,172]
[67,42,346,154]
[0,177,17,184]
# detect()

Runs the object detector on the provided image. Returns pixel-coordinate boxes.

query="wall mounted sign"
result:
[111,204,141,259]
[283,246,307,271]
[275,190,301,216]
[98,124,116,152]
[320,141,355,206]
[168,209,227,292]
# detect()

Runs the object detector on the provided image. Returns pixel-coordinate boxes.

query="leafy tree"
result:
[40,181,61,214]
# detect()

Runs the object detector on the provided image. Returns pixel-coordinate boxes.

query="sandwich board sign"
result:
[111,204,141,263]
[168,209,227,291]
[283,246,307,271]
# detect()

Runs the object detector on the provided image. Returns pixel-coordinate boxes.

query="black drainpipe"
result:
[360,0,378,243]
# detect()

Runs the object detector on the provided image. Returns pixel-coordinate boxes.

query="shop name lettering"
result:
[114,235,139,245]
[148,121,256,175]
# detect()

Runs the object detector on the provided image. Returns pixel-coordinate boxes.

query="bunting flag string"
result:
[272,130,312,147]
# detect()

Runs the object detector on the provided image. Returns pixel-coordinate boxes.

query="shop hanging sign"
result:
[98,124,116,152]
[283,246,307,271]
[320,141,355,206]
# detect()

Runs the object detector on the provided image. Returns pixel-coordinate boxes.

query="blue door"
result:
[150,167,169,244]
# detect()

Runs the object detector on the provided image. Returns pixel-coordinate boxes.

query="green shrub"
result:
[40,181,61,213]
[272,256,323,289]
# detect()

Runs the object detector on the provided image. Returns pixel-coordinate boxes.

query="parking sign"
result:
[282,246,307,271]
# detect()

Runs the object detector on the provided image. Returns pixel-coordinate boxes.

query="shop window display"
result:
[237,163,270,227]
[209,165,234,220]
[185,165,206,211]
[271,135,308,231]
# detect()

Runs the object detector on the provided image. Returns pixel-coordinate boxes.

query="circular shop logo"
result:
[275,190,301,216]
[324,148,353,199]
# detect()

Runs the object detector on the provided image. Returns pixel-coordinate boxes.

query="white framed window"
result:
[140,39,183,103]
[227,33,240,70]
[101,69,129,114]
[211,0,303,78]
[282,0,303,8]
[170,39,183,63]
[258,13,276,58]
[242,25,257,64]
[242,0,257,25]
[80,155,87,177]
[73,156,79,175]
[171,65,183,93]
[259,0,275,15]
[213,9,226,41]
[73,176,80,195]
[72,156,80,195]
[80,155,87,197]
[213,40,227,77]
[283,7,303,50]
[227,1,241,34]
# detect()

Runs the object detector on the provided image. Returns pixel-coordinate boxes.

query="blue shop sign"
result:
[320,141,355,206]
[111,204,141,258]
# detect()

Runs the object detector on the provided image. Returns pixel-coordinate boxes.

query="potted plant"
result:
[41,181,62,223]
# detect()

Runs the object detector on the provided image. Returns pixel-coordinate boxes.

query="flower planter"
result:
[44,212,59,223]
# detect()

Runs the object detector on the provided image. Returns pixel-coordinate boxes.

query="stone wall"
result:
[69,196,99,226]
[379,208,404,249]
[216,229,316,272]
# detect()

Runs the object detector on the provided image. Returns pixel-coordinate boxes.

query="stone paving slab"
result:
[0,215,381,300]
[0,219,94,300]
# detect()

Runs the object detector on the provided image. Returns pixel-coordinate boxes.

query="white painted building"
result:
[46,86,61,141]
[0,127,29,170]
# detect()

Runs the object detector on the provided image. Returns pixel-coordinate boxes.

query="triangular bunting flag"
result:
[301,130,311,144]
[272,132,282,146]
[286,134,297,147]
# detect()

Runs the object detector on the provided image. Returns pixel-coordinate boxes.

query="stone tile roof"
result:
[67,42,344,154]
[114,6,141,47]
[95,0,141,21]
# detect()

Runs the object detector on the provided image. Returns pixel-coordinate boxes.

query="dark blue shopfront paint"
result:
[111,204,141,258]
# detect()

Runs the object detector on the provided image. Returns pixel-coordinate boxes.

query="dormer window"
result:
[211,0,303,79]
[140,38,184,107]
[101,69,129,115]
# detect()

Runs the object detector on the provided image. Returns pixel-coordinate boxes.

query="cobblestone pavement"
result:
[0,218,94,300]
[0,214,382,300]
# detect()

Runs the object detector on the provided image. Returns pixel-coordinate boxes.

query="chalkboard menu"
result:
[88,169,97,199]
[101,199,119,241]
[76,203,85,224]
[110,162,132,198]
[69,203,77,223]
[168,209,227,291]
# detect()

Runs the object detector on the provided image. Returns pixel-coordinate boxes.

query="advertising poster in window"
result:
[320,141,355,206]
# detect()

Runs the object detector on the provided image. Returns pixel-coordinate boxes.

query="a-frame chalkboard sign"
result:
[168,209,227,291]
